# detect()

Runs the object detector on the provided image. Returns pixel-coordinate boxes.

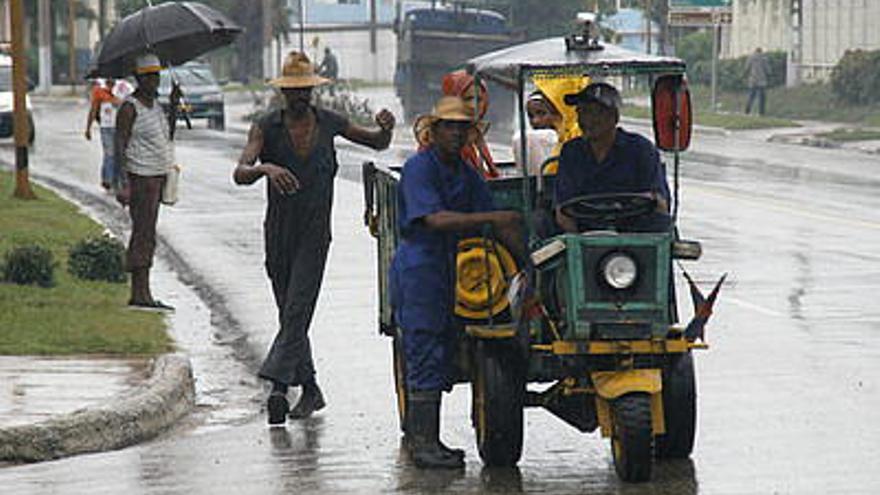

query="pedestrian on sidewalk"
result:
[233,51,396,425]
[85,78,123,191]
[115,54,180,312]
[744,47,770,116]
[389,96,523,469]
[318,47,339,96]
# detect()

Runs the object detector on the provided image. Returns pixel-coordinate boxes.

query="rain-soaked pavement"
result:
[1,91,879,494]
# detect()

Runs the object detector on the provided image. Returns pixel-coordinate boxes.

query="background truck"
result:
[393,3,522,134]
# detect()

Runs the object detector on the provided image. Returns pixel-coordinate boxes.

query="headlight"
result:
[601,253,638,290]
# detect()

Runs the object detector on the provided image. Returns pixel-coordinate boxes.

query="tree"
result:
[507,0,620,40]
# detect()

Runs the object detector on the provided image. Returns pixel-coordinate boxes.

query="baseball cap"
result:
[134,54,163,75]
[563,82,622,110]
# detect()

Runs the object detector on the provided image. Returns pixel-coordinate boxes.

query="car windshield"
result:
[0,67,12,91]
[160,65,218,90]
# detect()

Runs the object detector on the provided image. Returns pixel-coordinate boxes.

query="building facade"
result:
[727,0,880,82]
[276,0,398,83]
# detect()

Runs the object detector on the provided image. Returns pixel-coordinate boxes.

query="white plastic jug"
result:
[161,164,181,205]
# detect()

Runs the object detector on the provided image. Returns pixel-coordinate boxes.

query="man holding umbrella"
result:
[115,54,181,311]
[89,1,241,309]
[233,51,396,425]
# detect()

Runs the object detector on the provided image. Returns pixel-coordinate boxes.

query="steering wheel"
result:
[559,193,657,222]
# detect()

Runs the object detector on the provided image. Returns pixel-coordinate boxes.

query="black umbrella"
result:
[87,1,241,79]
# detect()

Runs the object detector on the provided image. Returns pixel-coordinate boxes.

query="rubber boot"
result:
[406,391,465,469]
[402,398,464,461]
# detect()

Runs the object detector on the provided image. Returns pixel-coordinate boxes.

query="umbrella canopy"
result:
[466,37,685,87]
[87,2,241,79]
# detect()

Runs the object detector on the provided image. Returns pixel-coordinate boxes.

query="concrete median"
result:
[0,353,194,463]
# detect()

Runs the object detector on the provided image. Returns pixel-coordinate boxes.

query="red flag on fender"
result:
[680,268,727,342]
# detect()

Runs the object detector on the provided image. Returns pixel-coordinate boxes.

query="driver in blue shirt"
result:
[554,82,670,233]
[389,96,522,469]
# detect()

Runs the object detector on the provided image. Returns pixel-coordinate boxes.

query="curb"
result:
[0,354,194,463]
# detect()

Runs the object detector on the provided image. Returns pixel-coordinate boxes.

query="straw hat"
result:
[413,96,488,146]
[269,51,330,89]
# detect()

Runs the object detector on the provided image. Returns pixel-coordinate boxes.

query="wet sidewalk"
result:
[0,357,148,429]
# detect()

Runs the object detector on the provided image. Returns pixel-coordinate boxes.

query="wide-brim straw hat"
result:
[269,51,331,89]
[413,96,489,146]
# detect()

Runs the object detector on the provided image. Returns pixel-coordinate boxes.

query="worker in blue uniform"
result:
[389,96,523,469]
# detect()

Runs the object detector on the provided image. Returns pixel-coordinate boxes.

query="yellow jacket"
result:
[533,75,589,175]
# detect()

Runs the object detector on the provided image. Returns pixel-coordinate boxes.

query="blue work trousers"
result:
[402,327,458,392]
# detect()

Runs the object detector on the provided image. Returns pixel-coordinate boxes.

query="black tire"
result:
[471,340,524,467]
[392,335,408,433]
[610,393,654,482]
[655,352,697,459]
[27,115,35,146]
[208,115,225,131]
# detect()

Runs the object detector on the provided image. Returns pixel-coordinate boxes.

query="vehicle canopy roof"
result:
[466,37,685,87]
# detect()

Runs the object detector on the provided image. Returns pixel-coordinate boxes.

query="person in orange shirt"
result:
[85,78,123,191]
[414,70,498,179]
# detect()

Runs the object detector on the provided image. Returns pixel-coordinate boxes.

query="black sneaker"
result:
[289,386,326,419]
[267,391,289,426]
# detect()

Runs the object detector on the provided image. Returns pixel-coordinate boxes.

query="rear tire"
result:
[27,115,35,146]
[471,340,524,467]
[655,352,697,459]
[610,393,654,482]
[208,115,225,131]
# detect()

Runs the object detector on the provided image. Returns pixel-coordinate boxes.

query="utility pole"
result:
[11,0,35,199]
[37,0,52,94]
[645,0,652,54]
[369,0,377,54]
[98,0,107,39]
[298,0,305,52]
[787,0,803,87]
[68,0,77,93]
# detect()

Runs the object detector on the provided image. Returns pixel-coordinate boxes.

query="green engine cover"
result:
[543,233,672,341]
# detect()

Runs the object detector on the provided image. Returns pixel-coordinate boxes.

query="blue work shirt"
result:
[390,148,495,332]
[554,128,670,206]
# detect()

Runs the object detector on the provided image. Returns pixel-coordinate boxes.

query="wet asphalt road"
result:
[1,94,880,494]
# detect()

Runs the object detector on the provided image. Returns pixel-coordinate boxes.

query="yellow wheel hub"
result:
[455,237,518,320]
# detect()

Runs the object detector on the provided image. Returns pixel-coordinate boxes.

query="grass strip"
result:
[0,171,171,356]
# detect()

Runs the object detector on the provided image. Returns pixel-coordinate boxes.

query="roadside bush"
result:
[68,235,126,283]
[1,244,57,288]
[831,49,880,105]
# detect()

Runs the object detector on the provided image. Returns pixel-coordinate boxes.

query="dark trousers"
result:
[126,173,164,271]
[258,236,330,386]
[745,86,766,115]
[402,327,457,392]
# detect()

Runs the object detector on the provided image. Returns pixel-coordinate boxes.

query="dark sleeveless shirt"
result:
[257,107,349,269]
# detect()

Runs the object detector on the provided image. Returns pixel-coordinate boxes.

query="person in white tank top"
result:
[114,54,181,311]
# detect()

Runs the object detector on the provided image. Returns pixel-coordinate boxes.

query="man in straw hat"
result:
[115,53,181,312]
[389,95,523,469]
[234,51,396,426]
